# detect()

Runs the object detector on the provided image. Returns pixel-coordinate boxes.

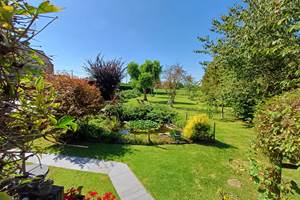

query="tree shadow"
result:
[150,100,196,106]
[195,140,237,149]
[47,143,136,162]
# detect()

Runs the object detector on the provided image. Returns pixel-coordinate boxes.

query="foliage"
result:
[217,189,239,200]
[127,60,162,101]
[126,120,160,133]
[74,115,120,143]
[254,89,300,165]
[0,76,77,194]
[183,114,211,142]
[127,62,140,80]
[198,0,300,120]
[0,0,77,195]
[46,74,103,119]
[163,64,186,106]
[84,54,125,100]
[104,104,177,124]
[64,187,115,200]
[120,89,141,101]
[119,83,133,91]
[138,72,154,101]
[251,89,300,199]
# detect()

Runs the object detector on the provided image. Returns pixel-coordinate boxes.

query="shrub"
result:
[126,120,160,133]
[119,83,133,90]
[84,54,125,100]
[254,89,300,164]
[252,89,300,198]
[120,89,141,100]
[183,114,211,142]
[104,104,177,123]
[76,115,121,143]
[46,74,103,119]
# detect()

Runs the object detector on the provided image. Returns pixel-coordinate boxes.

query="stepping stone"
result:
[227,178,242,188]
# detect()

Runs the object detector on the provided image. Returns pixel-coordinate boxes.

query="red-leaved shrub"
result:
[46,74,103,119]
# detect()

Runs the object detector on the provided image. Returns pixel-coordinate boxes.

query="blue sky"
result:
[34,0,240,81]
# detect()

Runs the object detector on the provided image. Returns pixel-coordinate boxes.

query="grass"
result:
[40,89,300,200]
[47,166,120,200]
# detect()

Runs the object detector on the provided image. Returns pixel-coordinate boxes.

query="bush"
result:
[126,120,160,132]
[252,89,300,198]
[84,54,125,100]
[75,115,121,143]
[46,74,103,119]
[120,89,141,100]
[103,104,177,124]
[119,83,133,90]
[183,114,211,142]
[254,89,300,164]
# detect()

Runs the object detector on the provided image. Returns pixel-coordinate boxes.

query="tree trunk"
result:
[143,89,147,101]
[221,103,224,119]
[21,151,26,176]
[269,158,283,200]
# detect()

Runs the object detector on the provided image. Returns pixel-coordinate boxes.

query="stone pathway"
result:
[27,154,154,200]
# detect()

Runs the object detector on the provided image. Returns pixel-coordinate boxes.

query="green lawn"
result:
[47,166,120,200]
[42,89,300,200]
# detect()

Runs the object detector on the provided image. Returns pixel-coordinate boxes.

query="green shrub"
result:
[120,89,141,100]
[252,89,300,198]
[119,83,133,90]
[254,89,300,164]
[183,114,212,142]
[76,115,121,143]
[104,104,177,124]
[126,120,160,132]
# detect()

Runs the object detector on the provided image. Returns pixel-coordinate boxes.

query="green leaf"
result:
[35,76,45,91]
[0,192,11,200]
[56,115,78,131]
[37,1,61,14]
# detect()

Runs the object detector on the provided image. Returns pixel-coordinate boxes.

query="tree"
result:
[127,60,163,100]
[138,72,154,101]
[197,0,300,120]
[0,1,76,196]
[127,61,140,80]
[163,64,186,107]
[84,54,125,101]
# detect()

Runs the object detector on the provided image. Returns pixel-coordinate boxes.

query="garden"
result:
[0,0,300,200]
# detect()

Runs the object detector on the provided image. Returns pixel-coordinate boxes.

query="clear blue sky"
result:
[34,0,240,81]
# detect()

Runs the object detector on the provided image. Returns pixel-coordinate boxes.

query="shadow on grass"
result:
[150,100,196,106]
[47,143,136,161]
[195,140,237,149]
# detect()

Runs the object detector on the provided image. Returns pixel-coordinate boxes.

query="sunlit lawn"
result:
[40,89,300,200]
[47,166,120,200]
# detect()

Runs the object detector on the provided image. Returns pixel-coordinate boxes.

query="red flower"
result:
[102,192,115,200]
[88,191,99,198]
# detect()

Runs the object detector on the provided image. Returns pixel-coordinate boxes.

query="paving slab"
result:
[27,153,154,200]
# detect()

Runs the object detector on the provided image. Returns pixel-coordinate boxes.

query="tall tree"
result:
[85,54,125,101]
[127,61,140,80]
[197,0,300,120]
[126,60,163,100]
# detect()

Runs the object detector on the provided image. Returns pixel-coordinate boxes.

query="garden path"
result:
[27,153,154,200]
